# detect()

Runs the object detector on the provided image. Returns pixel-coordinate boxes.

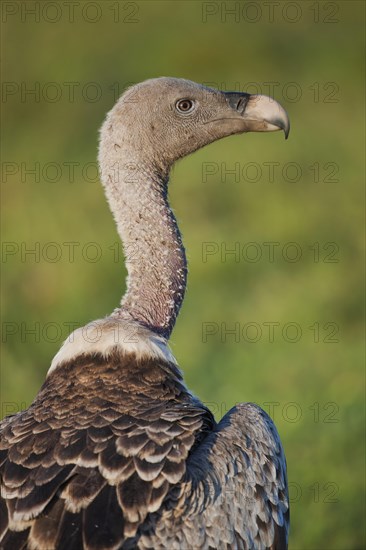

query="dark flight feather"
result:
[83,484,124,549]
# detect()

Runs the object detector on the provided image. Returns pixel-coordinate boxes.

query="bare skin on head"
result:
[98,77,289,339]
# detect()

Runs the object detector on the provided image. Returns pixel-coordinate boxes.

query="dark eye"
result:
[175,99,195,114]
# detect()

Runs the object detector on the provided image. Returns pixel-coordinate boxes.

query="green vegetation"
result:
[1,2,364,548]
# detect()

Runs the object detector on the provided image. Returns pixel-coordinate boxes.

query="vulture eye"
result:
[176,99,195,114]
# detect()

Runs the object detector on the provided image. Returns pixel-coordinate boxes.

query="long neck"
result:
[100,147,187,339]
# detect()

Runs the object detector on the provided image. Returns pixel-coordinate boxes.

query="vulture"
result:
[0,78,290,549]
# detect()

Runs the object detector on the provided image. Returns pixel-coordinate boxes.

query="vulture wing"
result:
[175,403,290,550]
[0,351,215,550]
[120,405,289,550]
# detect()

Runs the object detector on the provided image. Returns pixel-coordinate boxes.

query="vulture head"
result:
[99,77,290,173]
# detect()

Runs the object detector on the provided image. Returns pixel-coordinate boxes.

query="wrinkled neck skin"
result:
[99,141,187,340]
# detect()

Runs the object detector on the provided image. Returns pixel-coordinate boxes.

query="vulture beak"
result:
[224,92,290,139]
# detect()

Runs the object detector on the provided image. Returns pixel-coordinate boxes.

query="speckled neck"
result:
[99,149,187,339]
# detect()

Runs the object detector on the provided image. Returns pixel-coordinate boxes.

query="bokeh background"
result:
[1,1,364,548]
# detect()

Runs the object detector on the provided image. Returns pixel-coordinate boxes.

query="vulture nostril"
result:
[225,92,250,112]
[237,96,250,113]
[236,98,244,111]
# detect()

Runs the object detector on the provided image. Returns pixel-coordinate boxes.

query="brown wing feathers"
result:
[0,351,213,549]
[1,353,288,549]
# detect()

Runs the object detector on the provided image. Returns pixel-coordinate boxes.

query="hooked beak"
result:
[223,91,290,139]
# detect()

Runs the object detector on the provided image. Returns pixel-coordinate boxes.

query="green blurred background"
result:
[1,1,364,548]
